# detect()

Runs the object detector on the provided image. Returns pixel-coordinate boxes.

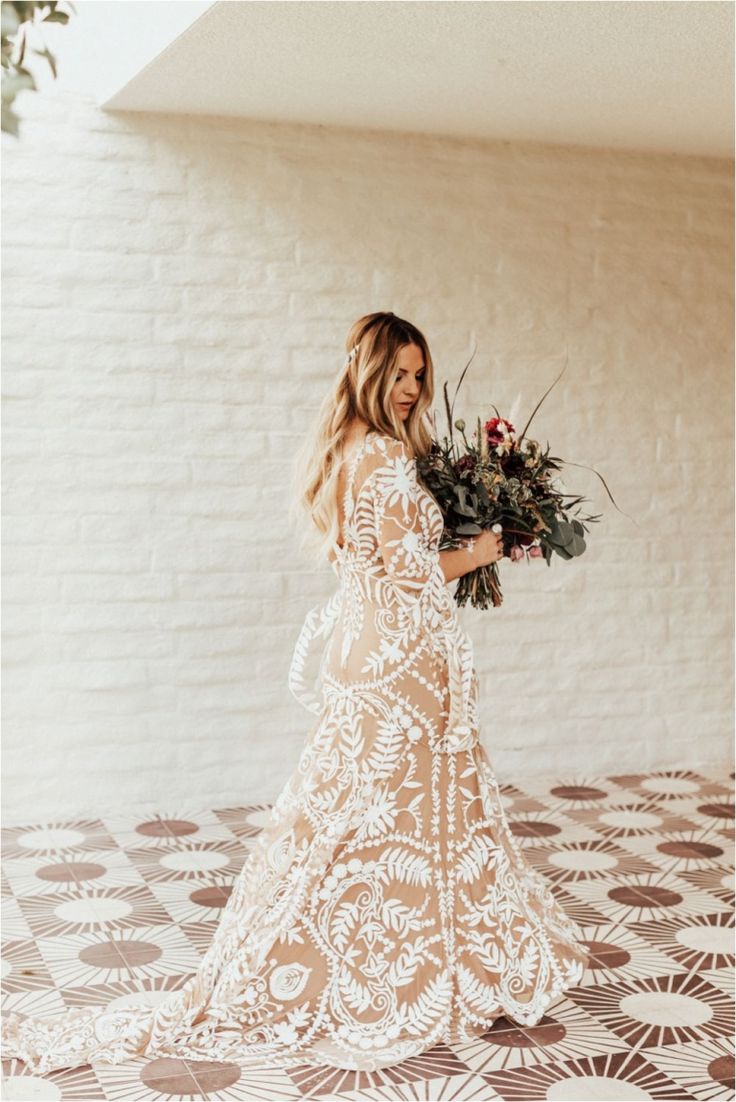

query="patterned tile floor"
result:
[1,767,734,1102]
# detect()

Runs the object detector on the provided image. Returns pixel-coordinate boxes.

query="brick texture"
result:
[2,89,733,823]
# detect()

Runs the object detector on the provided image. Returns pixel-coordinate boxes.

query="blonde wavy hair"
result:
[289,311,436,563]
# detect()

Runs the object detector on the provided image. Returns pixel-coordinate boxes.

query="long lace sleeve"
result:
[364,437,446,603]
[365,437,479,753]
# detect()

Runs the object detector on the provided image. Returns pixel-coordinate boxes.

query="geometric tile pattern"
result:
[2,766,734,1100]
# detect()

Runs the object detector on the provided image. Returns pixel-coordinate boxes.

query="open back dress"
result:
[2,428,589,1075]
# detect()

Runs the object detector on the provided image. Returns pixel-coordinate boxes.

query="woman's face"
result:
[390,343,425,421]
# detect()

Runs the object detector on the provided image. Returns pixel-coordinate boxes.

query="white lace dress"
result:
[2,429,588,1074]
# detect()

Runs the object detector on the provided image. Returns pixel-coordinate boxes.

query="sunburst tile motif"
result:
[643,829,734,877]
[211,802,274,844]
[124,838,248,885]
[653,797,733,826]
[645,1037,734,1101]
[1,938,55,993]
[479,1048,696,1100]
[288,1041,469,1098]
[1,768,732,1100]
[679,863,735,910]
[450,1018,557,1076]
[103,807,223,837]
[1,894,33,941]
[523,837,658,884]
[61,973,187,1012]
[94,1055,300,1102]
[15,885,171,941]
[450,999,627,1074]
[566,799,703,839]
[147,879,234,928]
[506,810,567,844]
[610,770,726,803]
[1,1057,104,1100]
[576,924,688,987]
[2,819,117,860]
[538,884,610,929]
[180,920,220,956]
[120,820,240,855]
[567,971,734,1050]
[695,775,736,798]
[35,925,201,990]
[2,848,145,898]
[100,815,236,870]
[694,777,736,797]
[496,779,539,805]
[340,1072,507,1100]
[497,780,527,797]
[701,967,735,997]
[507,812,599,849]
[615,828,729,864]
[543,819,606,845]
[2,984,67,1021]
[522,776,617,811]
[628,912,735,973]
[503,792,552,816]
[190,1059,300,1101]
[691,800,736,830]
[571,869,725,924]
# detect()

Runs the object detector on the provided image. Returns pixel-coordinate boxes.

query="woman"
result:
[2,311,588,1075]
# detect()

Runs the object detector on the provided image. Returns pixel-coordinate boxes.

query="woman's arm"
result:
[370,439,483,596]
[438,545,477,584]
[441,530,503,584]
[368,438,500,596]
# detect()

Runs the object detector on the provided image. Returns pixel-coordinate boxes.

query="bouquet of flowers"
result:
[416,355,616,610]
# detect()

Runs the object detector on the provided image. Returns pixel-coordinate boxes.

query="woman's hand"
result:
[439,528,504,584]
[466,529,503,568]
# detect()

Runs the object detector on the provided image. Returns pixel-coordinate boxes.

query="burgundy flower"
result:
[455,455,477,476]
[484,416,515,449]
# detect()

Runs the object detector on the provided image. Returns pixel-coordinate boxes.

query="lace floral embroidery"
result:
[2,430,588,1076]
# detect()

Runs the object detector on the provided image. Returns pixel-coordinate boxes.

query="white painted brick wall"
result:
[2,89,733,824]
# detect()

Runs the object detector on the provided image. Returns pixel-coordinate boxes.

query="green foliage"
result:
[2,1,75,136]
[415,350,625,609]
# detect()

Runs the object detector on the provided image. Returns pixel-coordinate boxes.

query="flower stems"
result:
[454,563,503,609]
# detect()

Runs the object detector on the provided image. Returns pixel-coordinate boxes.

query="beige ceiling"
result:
[76,1,735,157]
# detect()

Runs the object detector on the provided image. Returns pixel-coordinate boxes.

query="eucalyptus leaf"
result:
[476,483,490,507]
